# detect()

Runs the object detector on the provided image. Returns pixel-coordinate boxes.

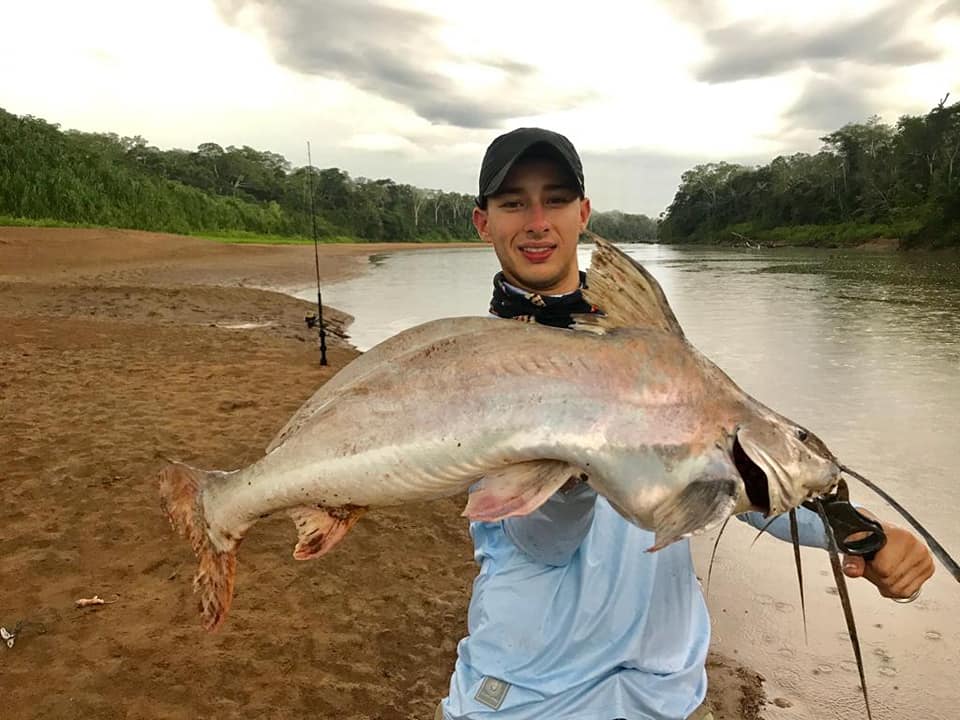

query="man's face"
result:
[473,157,591,295]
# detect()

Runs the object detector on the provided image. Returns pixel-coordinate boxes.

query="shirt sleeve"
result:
[502,481,597,566]
[735,506,829,550]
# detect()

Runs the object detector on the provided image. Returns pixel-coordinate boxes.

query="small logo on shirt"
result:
[475,676,510,709]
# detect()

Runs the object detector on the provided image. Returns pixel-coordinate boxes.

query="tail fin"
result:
[158,462,238,632]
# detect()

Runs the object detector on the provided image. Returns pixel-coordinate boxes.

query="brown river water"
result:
[296,243,960,720]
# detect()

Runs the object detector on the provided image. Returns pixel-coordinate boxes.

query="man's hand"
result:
[843,521,935,599]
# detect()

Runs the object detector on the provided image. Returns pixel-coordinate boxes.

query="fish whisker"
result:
[706,516,731,597]
[750,515,778,548]
[840,464,960,583]
[815,499,873,720]
[789,509,808,644]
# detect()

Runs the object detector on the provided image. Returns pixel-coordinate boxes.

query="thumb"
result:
[843,555,865,578]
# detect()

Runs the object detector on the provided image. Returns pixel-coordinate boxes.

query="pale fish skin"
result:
[159,236,841,631]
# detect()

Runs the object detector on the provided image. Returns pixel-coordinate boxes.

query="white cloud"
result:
[0,0,956,216]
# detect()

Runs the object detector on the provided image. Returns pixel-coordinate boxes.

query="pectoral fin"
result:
[463,460,580,522]
[289,505,367,560]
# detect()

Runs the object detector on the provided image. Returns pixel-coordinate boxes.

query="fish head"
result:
[732,413,840,516]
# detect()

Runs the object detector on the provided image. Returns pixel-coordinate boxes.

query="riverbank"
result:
[1,226,763,719]
[659,220,925,250]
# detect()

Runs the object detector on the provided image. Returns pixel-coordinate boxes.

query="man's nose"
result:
[524,203,550,234]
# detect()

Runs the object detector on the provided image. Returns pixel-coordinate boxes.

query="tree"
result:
[659,98,960,247]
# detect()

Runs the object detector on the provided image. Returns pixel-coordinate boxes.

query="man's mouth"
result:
[519,245,556,263]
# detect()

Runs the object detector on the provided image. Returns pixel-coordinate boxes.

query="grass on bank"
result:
[0,217,482,245]
[0,215,357,243]
[719,219,923,247]
[197,230,484,245]
[0,215,94,229]
[197,230,361,244]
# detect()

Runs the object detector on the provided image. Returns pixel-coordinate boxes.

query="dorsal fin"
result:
[571,232,685,337]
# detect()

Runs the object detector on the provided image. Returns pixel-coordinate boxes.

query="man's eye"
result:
[547,195,573,205]
[499,200,522,209]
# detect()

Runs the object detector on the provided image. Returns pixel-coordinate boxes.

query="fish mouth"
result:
[732,431,770,513]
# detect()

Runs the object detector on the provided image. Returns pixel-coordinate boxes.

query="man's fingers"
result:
[843,555,866,578]
[870,556,913,590]
[885,557,936,599]
[869,536,933,590]
[839,525,936,599]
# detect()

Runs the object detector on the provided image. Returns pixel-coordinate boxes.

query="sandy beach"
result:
[0,227,764,719]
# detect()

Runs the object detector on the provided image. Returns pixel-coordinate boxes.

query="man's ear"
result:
[472,206,492,243]
[579,196,592,232]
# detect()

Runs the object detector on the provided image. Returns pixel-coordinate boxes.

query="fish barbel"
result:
[159,236,842,630]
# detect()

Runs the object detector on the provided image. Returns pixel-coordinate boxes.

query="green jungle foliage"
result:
[0,108,654,243]
[587,209,657,241]
[659,95,960,248]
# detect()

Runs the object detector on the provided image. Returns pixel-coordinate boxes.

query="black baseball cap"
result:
[476,127,585,207]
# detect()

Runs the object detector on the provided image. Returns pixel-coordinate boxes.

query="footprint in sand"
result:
[774,669,802,688]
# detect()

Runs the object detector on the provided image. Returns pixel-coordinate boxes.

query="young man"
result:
[436,128,935,720]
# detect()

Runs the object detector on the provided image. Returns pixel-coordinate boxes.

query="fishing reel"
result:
[304,311,328,366]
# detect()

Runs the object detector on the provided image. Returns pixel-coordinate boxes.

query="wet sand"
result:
[0,227,763,719]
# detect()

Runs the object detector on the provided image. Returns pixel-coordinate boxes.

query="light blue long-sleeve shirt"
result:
[440,484,828,720]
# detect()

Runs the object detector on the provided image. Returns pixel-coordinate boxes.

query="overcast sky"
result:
[2,0,957,215]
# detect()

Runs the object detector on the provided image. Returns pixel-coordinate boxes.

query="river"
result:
[296,243,960,719]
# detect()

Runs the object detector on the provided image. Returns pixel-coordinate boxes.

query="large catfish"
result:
[159,236,842,631]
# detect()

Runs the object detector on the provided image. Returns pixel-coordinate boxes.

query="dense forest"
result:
[659,96,960,248]
[6,100,955,249]
[0,108,655,243]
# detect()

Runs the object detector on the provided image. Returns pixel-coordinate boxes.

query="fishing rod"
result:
[305,141,328,366]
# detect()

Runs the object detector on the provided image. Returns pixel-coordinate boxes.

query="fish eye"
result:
[796,428,809,442]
